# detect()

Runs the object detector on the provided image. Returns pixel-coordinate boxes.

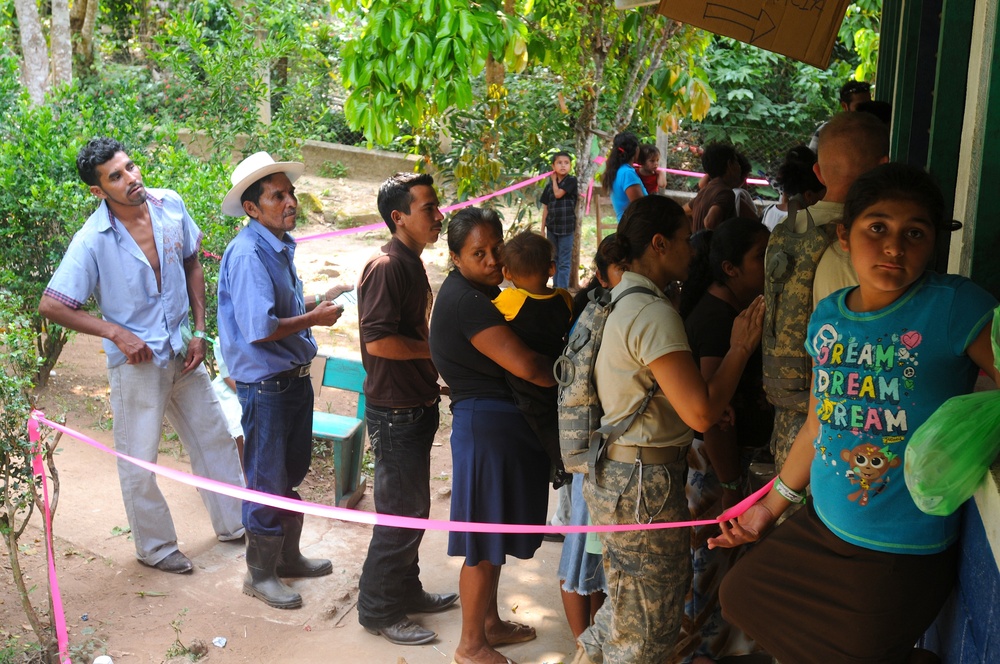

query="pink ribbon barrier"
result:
[28,417,72,664]
[294,171,554,245]
[201,161,771,257]
[30,410,770,534]
[29,408,771,655]
[660,166,769,187]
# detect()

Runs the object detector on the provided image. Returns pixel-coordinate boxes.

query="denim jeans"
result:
[549,231,574,289]
[237,375,314,536]
[108,358,245,565]
[357,401,439,629]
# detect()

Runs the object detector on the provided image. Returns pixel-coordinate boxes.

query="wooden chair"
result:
[312,355,367,508]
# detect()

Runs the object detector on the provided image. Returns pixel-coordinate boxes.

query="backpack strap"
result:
[781,194,816,233]
[588,381,658,485]
[586,283,659,485]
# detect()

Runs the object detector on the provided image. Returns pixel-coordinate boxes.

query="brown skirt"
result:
[719,501,958,664]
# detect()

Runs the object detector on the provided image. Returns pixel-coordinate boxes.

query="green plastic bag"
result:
[904,306,1000,516]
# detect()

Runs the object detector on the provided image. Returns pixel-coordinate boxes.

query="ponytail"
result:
[601,132,640,191]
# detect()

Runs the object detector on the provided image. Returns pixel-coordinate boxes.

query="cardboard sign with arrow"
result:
[657,0,852,69]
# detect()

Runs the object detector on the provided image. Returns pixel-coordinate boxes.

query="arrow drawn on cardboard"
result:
[703,3,776,43]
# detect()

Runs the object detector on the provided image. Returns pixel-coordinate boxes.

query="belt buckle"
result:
[296,365,310,378]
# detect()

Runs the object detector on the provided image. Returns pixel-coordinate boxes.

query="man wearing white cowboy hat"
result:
[217,151,351,609]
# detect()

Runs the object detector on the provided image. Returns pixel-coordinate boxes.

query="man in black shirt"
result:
[357,173,458,645]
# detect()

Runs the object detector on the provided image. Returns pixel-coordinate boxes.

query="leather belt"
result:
[605,442,688,465]
[272,364,311,380]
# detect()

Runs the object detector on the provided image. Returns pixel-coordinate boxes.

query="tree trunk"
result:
[13,0,50,105]
[51,0,72,87]
[71,0,100,72]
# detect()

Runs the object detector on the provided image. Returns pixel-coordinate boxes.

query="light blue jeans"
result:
[108,358,245,566]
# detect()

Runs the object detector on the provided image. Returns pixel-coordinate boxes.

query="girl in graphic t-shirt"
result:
[711,163,1000,664]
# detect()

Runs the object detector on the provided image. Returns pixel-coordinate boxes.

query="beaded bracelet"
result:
[774,476,806,504]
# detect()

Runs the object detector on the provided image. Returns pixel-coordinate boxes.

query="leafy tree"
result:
[335,1,713,285]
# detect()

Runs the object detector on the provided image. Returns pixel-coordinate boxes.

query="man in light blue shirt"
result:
[217,152,348,610]
[38,137,246,574]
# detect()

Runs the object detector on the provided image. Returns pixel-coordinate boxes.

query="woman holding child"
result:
[429,207,555,664]
[573,196,764,664]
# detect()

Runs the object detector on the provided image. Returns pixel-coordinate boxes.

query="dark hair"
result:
[839,80,871,104]
[572,233,629,322]
[77,137,127,186]
[841,163,947,233]
[446,206,503,255]
[552,151,572,163]
[594,232,628,284]
[855,100,892,126]
[701,142,738,179]
[240,173,278,212]
[377,172,436,233]
[773,146,823,198]
[638,144,660,165]
[616,195,687,261]
[601,132,640,191]
[503,231,553,278]
[680,218,769,318]
[737,152,751,178]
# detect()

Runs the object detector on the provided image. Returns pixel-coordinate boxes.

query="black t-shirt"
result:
[684,292,773,447]
[357,237,439,408]
[429,270,511,403]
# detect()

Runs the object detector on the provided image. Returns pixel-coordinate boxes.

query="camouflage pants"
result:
[579,456,691,664]
[770,406,808,521]
[769,406,807,472]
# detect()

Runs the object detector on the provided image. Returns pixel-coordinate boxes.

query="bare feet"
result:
[452,644,518,664]
[485,620,536,647]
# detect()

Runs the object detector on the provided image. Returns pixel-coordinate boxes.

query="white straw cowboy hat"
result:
[221,151,305,217]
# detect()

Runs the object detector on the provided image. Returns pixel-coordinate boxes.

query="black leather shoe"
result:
[365,619,436,645]
[146,550,193,574]
[407,591,459,614]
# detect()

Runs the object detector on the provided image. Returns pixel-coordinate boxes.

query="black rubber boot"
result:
[243,533,303,609]
[276,514,333,578]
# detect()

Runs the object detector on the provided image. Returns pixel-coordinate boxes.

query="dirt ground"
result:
[1,175,579,664]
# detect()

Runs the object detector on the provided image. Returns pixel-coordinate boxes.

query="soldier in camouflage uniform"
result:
[764,112,890,472]
[568,196,763,664]
[577,457,691,664]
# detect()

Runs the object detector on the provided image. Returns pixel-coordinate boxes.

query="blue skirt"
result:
[448,398,550,566]
[557,473,607,595]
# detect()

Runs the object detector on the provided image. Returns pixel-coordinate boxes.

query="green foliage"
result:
[318,161,349,179]
[420,70,572,216]
[0,36,241,384]
[0,291,57,659]
[334,0,527,146]
[148,2,299,157]
[0,292,40,530]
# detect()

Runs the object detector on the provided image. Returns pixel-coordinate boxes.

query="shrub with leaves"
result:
[0,290,60,662]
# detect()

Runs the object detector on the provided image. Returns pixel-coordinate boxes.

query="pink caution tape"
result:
[29,408,771,655]
[294,171,554,244]
[30,410,770,534]
[201,163,771,257]
[28,417,72,664]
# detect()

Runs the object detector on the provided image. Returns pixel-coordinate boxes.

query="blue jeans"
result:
[549,231,574,289]
[237,375,314,536]
[357,401,439,629]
